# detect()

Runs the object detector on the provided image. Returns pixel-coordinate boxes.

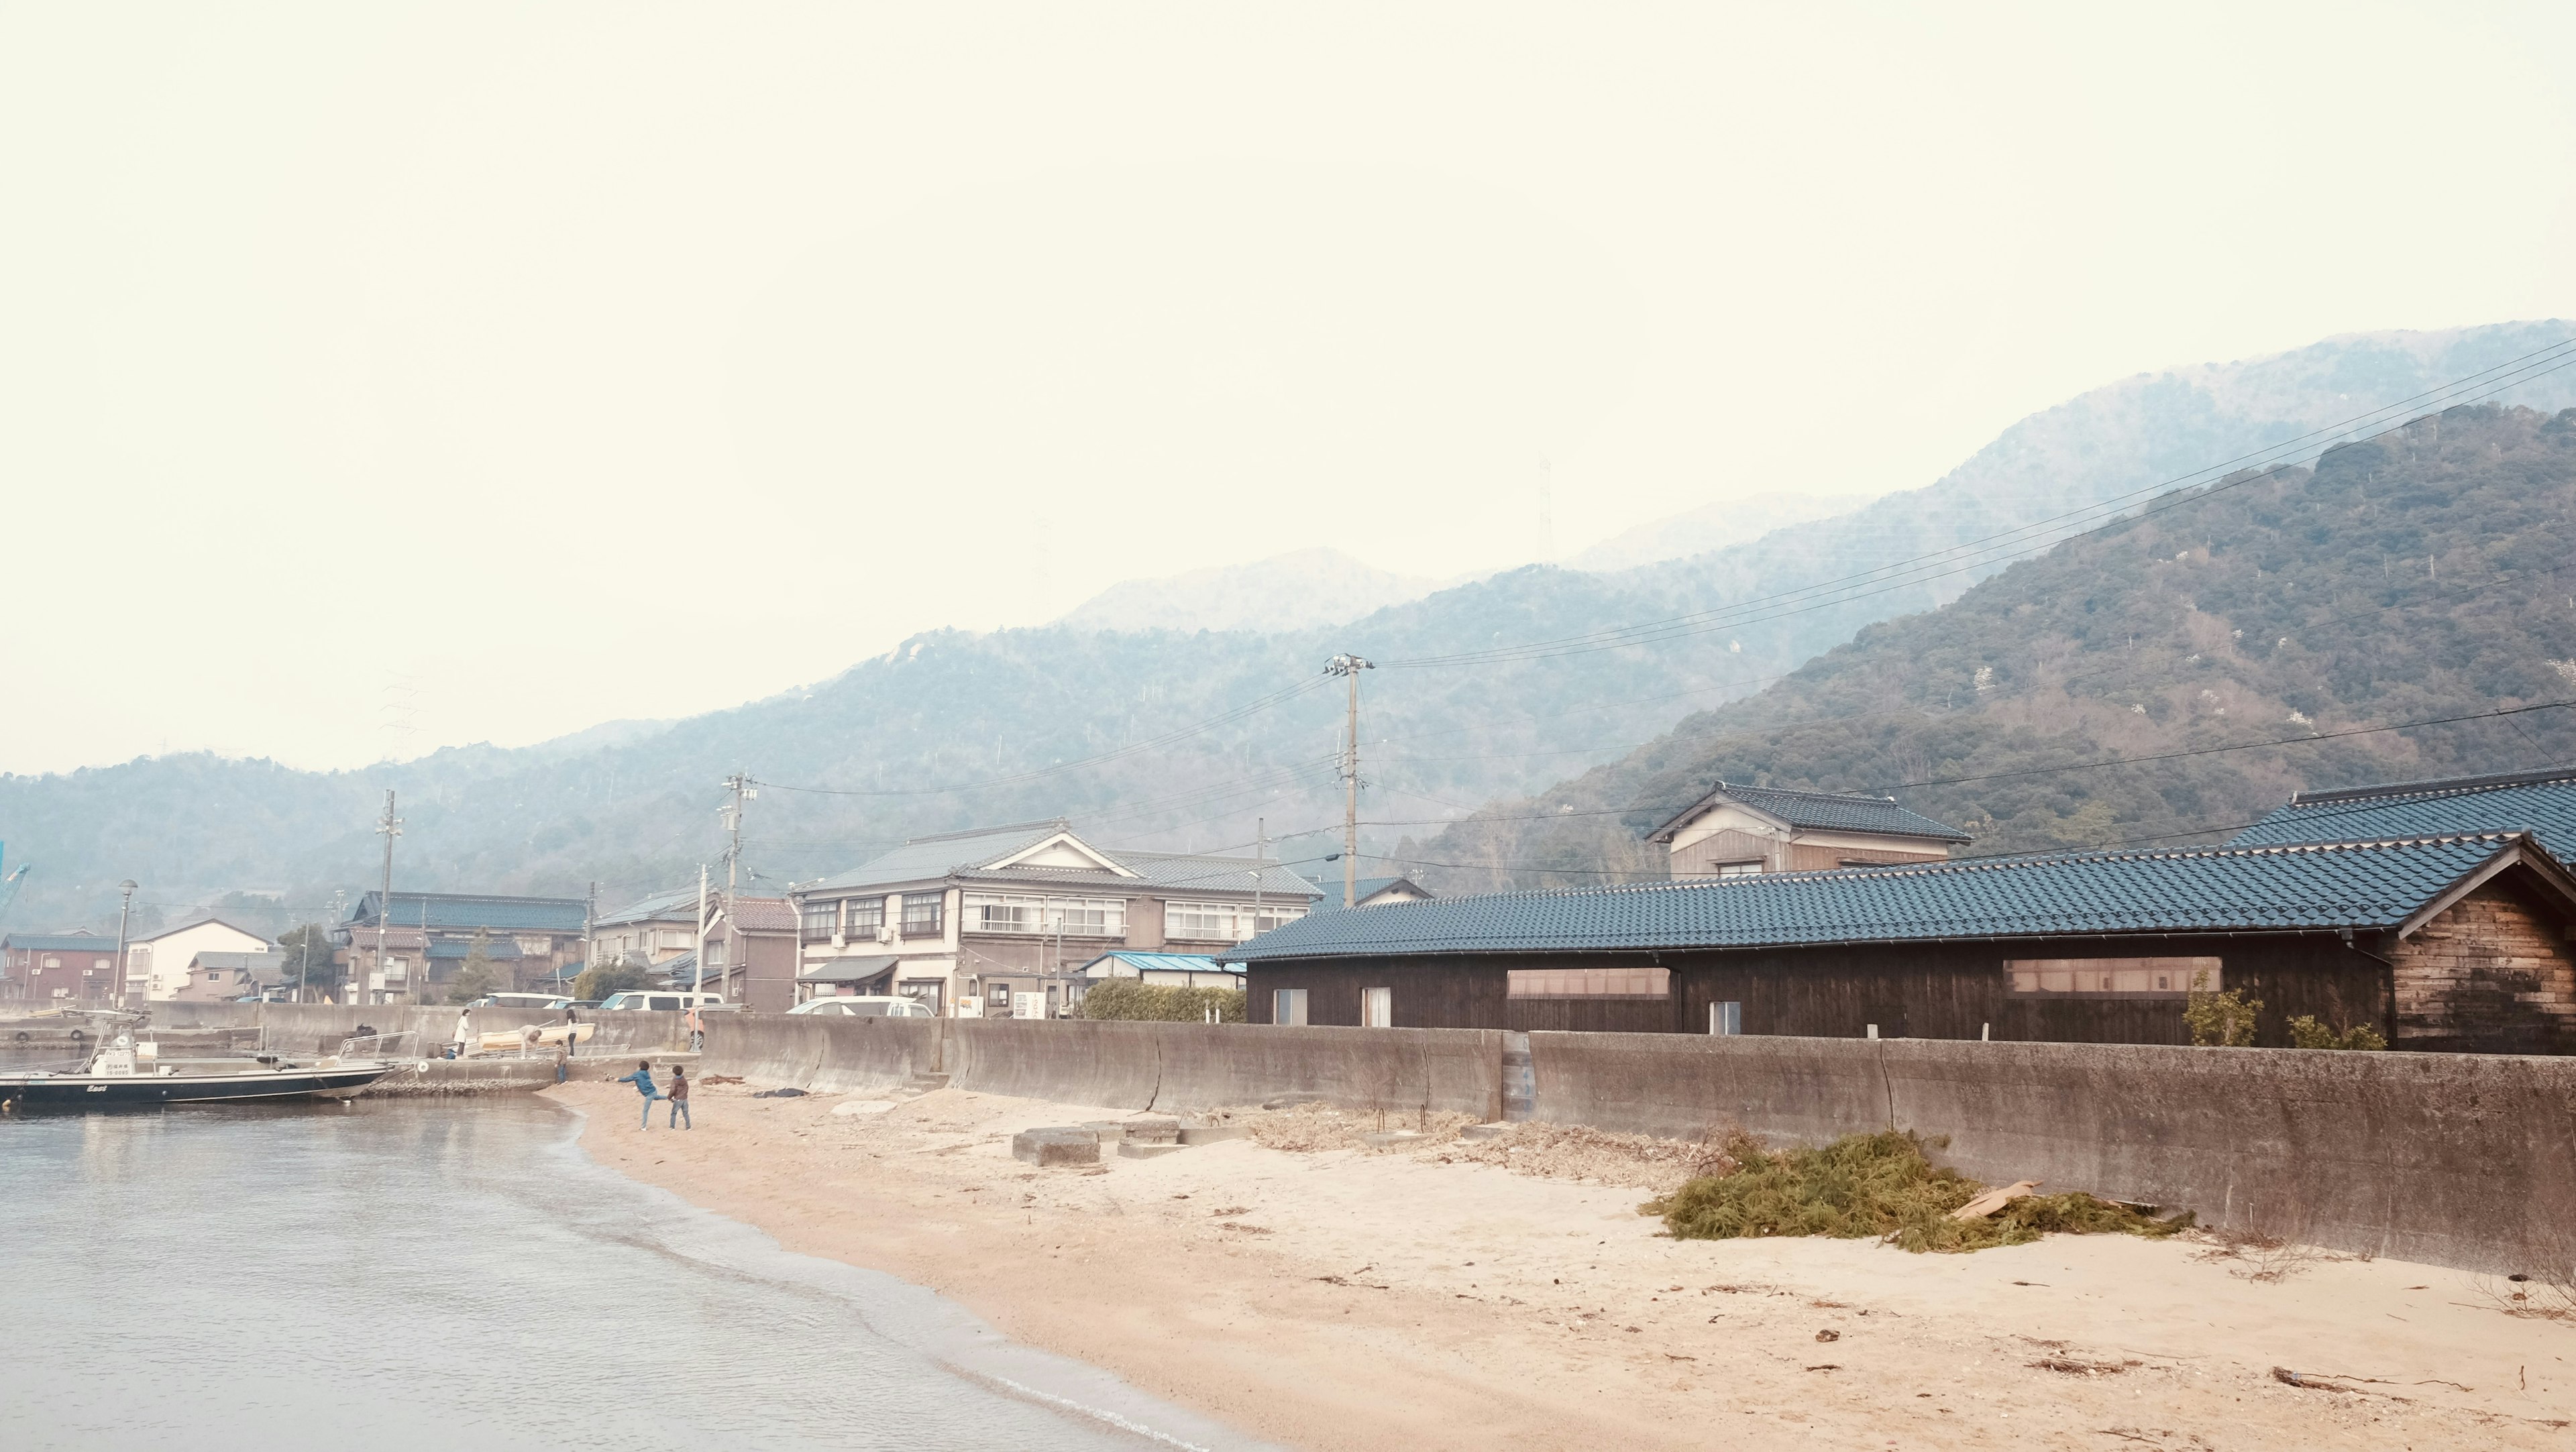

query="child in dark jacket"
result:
[667,1064,691,1129]
[614,1060,661,1128]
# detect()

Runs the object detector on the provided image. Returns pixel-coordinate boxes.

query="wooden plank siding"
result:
[1247,932,2396,1050]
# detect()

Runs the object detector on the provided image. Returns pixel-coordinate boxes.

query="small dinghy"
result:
[0,1013,405,1111]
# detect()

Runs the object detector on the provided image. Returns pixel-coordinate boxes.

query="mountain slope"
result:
[4,323,2571,931]
[1055,547,1441,632]
[1413,404,2576,891]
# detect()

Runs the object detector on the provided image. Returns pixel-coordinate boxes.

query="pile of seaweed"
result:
[1643,1130,2194,1253]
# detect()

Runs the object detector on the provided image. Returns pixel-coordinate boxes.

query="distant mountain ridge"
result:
[3,321,2570,932]
[1055,547,1441,632]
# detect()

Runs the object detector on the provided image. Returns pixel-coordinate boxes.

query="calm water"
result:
[0,1092,1265,1452]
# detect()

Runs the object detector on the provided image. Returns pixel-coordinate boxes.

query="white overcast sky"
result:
[4,3,2573,774]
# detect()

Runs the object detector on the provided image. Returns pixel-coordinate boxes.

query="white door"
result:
[1362,986,1392,1028]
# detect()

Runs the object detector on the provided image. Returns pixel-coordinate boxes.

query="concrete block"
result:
[1122,1116,1181,1144]
[1081,1119,1128,1143]
[1011,1127,1100,1166]
[1178,1124,1246,1145]
[1118,1141,1185,1160]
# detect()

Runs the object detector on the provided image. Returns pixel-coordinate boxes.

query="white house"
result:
[127,915,272,1001]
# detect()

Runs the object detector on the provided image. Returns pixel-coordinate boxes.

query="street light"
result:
[112,880,138,1009]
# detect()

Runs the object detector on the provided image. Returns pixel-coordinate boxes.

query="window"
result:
[1713,861,1764,878]
[42,956,59,970]
[1165,901,1303,942]
[963,893,1127,937]
[1507,966,1672,999]
[902,893,944,938]
[706,938,729,968]
[647,995,681,1011]
[2006,956,2220,998]
[1272,988,1308,1026]
[1711,1001,1742,1036]
[1362,986,1393,1027]
[847,899,883,936]
[800,900,840,936]
[657,929,694,949]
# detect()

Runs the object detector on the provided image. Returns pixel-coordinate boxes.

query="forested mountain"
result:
[3,323,2571,933]
[1415,404,2576,890]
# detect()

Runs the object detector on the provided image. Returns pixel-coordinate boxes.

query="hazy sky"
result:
[5,3,2573,774]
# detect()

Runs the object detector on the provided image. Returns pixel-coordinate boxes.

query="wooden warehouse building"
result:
[1230,814,2576,1054]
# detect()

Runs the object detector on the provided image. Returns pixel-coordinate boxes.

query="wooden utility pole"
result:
[1326,655,1374,908]
[372,791,401,1005]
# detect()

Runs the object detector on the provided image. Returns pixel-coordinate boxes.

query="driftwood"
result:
[1950,1180,2041,1221]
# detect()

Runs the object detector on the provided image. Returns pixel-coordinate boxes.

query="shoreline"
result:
[555,1079,2576,1450]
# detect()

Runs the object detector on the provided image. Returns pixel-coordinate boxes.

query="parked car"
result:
[789,995,935,1018]
[596,990,728,1012]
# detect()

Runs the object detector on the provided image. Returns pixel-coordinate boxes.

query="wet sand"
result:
[557,1079,2576,1450]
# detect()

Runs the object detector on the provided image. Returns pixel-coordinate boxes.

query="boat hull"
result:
[0,1064,394,1109]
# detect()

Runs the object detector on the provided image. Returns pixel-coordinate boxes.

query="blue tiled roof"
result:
[1650,781,1972,844]
[2230,766,2576,860]
[1228,832,2563,960]
[350,892,586,934]
[1079,950,1242,977]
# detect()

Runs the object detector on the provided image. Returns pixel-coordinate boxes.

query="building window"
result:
[902,893,944,938]
[2005,956,2220,998]
[1166,901,1305,942]
[1711,1001,1742,1036]
[847,899,883,936]
[657,929,694,950]
[1507,966,1672,999]
[707,938,730,968]
[963,894,1128,938]
[1362,986,1393,1028]
[1713,861,1764,878]
[42,956,59,970]
[1272,988,1308,1026]
[800,900,840,936]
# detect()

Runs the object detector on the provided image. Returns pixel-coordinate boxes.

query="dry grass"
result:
[1423,1122,1745,1192]
[1645,1130,2195,1254]
[1203,1101,1478,1154]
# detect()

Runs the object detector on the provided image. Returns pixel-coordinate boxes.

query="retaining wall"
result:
[701,1015,936,1093]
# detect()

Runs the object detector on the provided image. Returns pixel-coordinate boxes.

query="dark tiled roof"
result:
[350,891,586,934]
[1228,833,2569,960]
[2230,765,2576,860]
[1649,781,1972,844]
[2,934,115,952]
[427,939,524,960]
[1300,876,1435,910]
[803,821,1322,899]
[596,887,704,927]
[724,897,798,933]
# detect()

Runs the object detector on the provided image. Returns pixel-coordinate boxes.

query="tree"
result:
[275,924,335,1003]
[573,960,656,1003]
[447,929,498,1004]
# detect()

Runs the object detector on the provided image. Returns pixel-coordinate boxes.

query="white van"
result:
[790,995,934,1018]
[466,992,574,1011]
[597,991,727,1012]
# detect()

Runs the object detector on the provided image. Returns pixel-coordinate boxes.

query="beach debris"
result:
[751,1087,808,1099]
[2032,1354,2136,1376]
[1950,1180,2041,1221]
[700,1074,745,1085]
[1012,1126,1102,1167]
[1815,1329,1841,1342]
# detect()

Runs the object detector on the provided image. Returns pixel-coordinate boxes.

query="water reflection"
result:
[0,1097,1260,1452]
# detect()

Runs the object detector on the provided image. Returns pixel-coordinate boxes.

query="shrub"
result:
[2285,1014,2387,1051]
[1643,1129,2192,1253]
[572,961,656,1003]
[1078,980,1246,1023]
[2184,970,2262,1047]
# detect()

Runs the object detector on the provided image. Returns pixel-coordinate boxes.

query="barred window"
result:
[847,898,883,935]
[2006,957,2219,997]
[902,893,945,937]
[963,893,1126,937]
[1507,966,1671,999]
[1165,901,1300,941]
[800,900,839,936]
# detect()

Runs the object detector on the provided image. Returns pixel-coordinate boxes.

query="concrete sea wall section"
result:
[121,1004,2571,1274]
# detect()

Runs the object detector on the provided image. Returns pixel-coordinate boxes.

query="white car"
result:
[790,995,935,1017]
[597,991,729,1012]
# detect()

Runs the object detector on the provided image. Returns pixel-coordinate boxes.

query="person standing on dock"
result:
[666,1064,690,1129]
[614,1060,661,1128]
[451,1007,475,1061]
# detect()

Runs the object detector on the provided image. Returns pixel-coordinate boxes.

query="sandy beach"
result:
[554,1078,2576,1450]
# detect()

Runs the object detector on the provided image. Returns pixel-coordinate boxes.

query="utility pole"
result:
[719,773,752,1004]
[692,863,710,1000]
[580,880,598,993]
[1252,816,1266,938]
[372,791,400,1007]
[1326,655,1374,908]
[111,879,138,1009]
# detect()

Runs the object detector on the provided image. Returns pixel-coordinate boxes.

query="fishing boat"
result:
[0,1013,409,1111]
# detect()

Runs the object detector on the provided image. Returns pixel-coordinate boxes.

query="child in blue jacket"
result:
[614,1060,662,1128]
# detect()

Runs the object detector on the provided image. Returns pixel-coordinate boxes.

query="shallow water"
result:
[0,1094,1266,1451]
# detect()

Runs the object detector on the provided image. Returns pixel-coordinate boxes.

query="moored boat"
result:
[0,1014,408,1111]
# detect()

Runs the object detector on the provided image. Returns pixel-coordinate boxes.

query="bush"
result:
[2184,970,2262,1047]
[1078,980,1245,1023]
[572,961,656,1003]
[2285,1014,2387,1051]
[1644,1129,2193,1253]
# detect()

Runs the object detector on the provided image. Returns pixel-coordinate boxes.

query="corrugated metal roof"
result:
[596,887,704,927]
[2230,767,2576,859]
[350,891,586,934]
[1228,832,2562,960]
[1079,950,1242,977]
[1650,781,1972,844]
[797,954,898,984]
[1,934,115,952]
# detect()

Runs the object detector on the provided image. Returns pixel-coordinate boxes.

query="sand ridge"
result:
[554,1080,2576,1450]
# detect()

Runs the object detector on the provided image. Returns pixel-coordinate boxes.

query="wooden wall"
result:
[1248,932,2400,1049]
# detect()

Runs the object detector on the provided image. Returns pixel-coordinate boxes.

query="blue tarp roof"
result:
[1227,832,2576,960]
[2231,765,2576,860]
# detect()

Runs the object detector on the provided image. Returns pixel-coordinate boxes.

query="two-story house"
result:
[124,915,272,1002]
[592,887,708,967]
[1646,781,1970,878]
[790,820,1320,1017]
[335,891,590,1004]
[1,932,119,1002]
